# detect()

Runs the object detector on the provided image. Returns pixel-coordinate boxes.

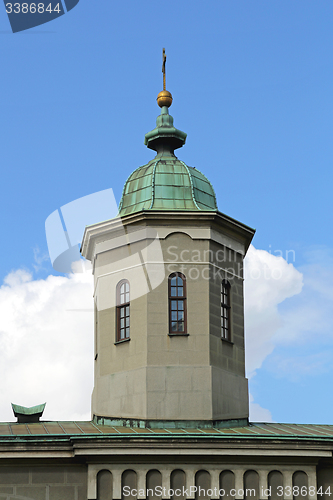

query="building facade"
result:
[0,88,332,500]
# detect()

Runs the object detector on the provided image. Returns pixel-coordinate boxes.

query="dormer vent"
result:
[11,403,46,423]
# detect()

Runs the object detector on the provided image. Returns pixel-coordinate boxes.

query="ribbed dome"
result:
[118,157,217,216]
[118,100,217,217]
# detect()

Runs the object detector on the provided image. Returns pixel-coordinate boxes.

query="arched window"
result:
[221,280,231,341]
[171,470,186,500]
[116,280,130,341]
[243,470,259,500]
[293,471,308,500]
[268,471,283,500]
[146,470,162,500]
[97,470,112,500]
[220,470,235,499]
[168,273,187,334]
[122,470,137,500]
[195,470,211,500]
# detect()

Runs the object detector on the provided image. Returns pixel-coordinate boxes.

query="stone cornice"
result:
[81,211,255,262]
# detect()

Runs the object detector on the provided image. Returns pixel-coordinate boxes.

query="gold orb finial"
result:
[157,48,173,108]
[157,90,173,108]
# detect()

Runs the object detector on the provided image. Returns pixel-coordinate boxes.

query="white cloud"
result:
[244,245,333,422]
[244,245,305,422]
[272,246,333,346]
[244,245,303,377]
[0,244,328,424]
[0,269,94,422]
[249,394,273,423]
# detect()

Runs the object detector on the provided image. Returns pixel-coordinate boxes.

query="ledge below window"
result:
[168,333,189,337]
[221,338,233,345]
[114,338,131,345]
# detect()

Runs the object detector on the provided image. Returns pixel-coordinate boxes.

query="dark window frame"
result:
[221,280,231,341]
[168,272,187,335]
[116,279,130,342]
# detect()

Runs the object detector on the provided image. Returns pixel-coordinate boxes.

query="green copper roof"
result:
[118,158,217,216]
[118,106,217,217]
[144,105,187,153]
[1,422,333,440]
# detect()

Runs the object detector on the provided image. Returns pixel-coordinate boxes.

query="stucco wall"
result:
[92,221,249,422]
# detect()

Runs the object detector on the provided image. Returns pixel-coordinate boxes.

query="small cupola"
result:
[118,49,217,217]
[11,403,46,423]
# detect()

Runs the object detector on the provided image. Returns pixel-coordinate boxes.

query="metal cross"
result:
[162,48,166,91]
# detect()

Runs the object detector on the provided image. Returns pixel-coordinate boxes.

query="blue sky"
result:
[0,1,333,423]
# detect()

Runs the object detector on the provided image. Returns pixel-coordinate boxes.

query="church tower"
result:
[81,54,255,428]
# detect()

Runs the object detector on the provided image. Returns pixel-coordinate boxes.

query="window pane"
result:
[222,283,229,306]
[169,273,186,335]
[117,282,130,341]
[221,284,230,340]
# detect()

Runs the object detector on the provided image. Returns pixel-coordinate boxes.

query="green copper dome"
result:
[118,105,217,216]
